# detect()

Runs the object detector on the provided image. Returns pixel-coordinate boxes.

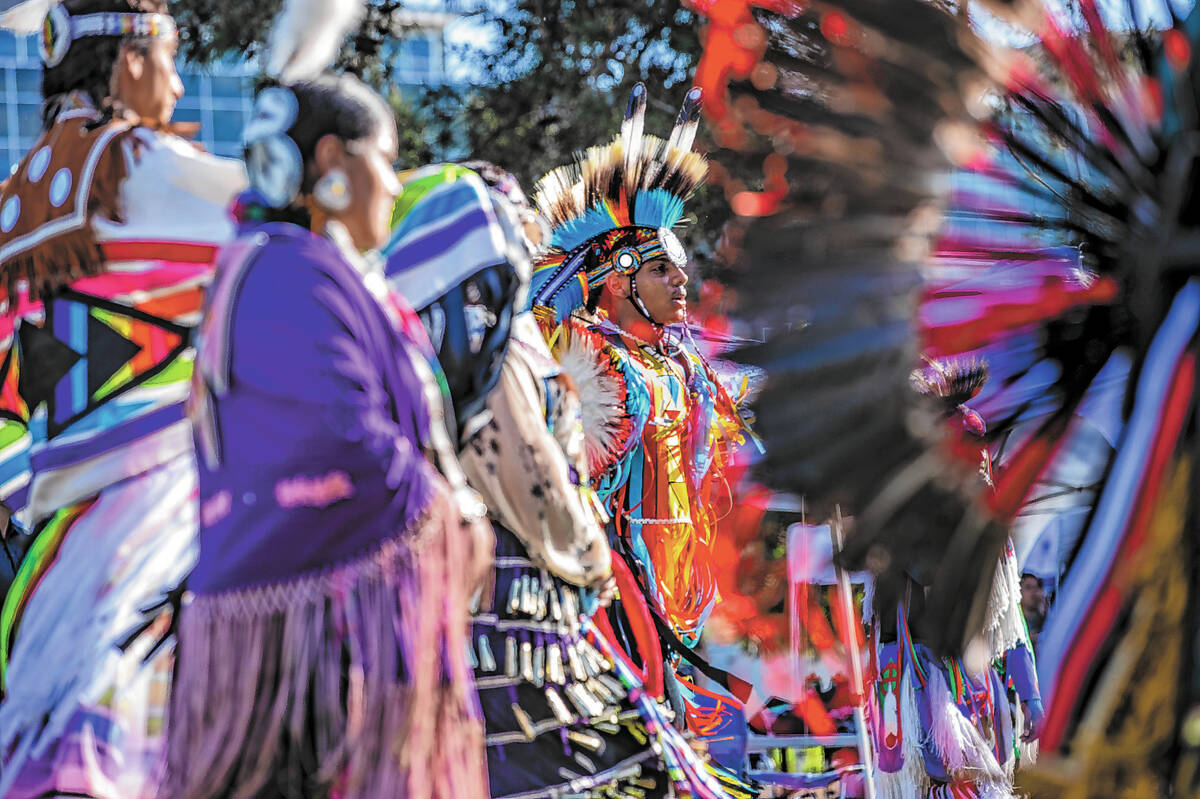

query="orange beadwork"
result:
[599,322,745,646]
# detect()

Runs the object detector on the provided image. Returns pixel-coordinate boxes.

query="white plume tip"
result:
[266,0,366,84]
[1,0,58,35]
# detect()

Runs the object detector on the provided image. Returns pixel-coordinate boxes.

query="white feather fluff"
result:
[1,0,58,35]
[924,666,1008,788]
[266,0,365,83]
[555,328,627,477]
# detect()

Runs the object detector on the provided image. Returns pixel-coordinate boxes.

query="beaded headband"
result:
[41,6,177,68]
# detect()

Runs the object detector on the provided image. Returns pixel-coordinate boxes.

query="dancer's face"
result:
[1020,575,1045,613]
[632,256,689,325]
[114,37,183,127]
[317,124,402,251]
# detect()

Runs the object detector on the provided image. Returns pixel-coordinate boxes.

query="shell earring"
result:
[313,169,351,212]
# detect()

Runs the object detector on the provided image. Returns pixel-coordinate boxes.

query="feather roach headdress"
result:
[528,82,707,322]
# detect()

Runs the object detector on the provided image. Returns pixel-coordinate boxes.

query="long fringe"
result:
[1012,687,1039,769]
[4,234,107,304]
[983,544,1028,660]
[1018,738,1039,768]
[924,667,1009,791]
[164,486,486,799]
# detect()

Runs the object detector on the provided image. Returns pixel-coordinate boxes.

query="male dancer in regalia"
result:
[528,83,757,796]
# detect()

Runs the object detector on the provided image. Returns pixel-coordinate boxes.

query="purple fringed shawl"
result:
[166,222,486,799]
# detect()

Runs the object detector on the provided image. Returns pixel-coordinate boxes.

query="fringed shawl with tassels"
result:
[169,221,487,799]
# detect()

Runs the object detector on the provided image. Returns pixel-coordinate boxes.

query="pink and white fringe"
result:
[164,485,487,799]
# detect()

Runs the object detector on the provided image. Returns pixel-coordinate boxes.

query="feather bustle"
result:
[545,318,633,478]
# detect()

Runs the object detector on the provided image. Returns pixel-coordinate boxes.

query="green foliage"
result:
[174,0,417,75]
[441,1,699,175]
[172,0,277,60]
[428,0,728,262]
[172,0,729,263]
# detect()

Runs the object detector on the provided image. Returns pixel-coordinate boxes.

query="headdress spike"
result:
[668,87,703,154]
[622,83,648,151]
[622,82,648,201]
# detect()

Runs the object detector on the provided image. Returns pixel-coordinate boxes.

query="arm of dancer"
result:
[1005,643,1044,742]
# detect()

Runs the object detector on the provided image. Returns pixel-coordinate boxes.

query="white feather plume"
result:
[555,324,629,478]
[1,0,58,35]
[266,0,366,84]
